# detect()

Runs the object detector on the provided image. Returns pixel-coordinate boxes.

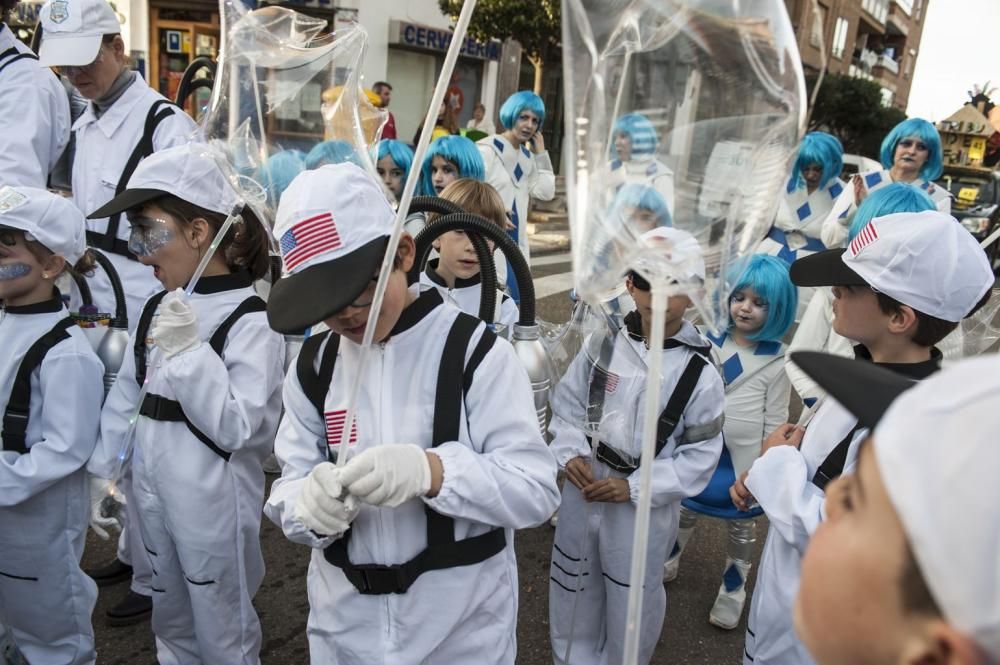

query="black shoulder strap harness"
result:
[811,423,865,491]
[296,313,503,594]
[2,318,77,454]
[133,293,266,461]
[0,45,38,75]
[587,327,710,474]
[86,99,178,261]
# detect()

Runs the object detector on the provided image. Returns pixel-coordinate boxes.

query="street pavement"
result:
[83,251,768,664]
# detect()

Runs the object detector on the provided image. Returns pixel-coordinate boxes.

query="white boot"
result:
[708,558,751,630]
[663,520,695,583]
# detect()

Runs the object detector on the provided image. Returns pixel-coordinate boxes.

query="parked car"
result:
[937,168,1000,271]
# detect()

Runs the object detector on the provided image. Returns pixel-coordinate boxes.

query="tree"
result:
[438,0,560,94]
[807,74,907,159]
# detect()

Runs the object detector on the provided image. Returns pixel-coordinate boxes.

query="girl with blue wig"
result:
[304,140,361,170]
[418,135,485,197]
[788,182,936,405]
[665,254,797,631]
[375,139,413,203]
[478,91,556,302]
[258,149,306,209]
[608,112,676,215]
[758,132,846,271]
[822,118,951,249]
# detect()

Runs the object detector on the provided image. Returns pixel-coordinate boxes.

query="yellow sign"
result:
[969,137,987,162]
[958,187,979,203]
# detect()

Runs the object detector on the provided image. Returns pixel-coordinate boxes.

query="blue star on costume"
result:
[829,182,844,198]
[796,202,812,222]
[513,163,524,182]
[720,353,744,386]
[493,137,505,153]
[723,560,745,592]
[865,171,883,189]
[754,340,782,356]
[645,162,658,177]
[610,159,623,171]
[706,329,727,348]
[766,227,826,264]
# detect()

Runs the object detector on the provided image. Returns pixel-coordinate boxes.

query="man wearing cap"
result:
[264,163,560,663]
[732,210,994,665]
[37,0,198,325]
[790,351,1000,665]
[0,0,71,188]
[37,0,198,626]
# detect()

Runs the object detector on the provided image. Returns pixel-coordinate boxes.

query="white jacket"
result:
[821,169,952,249]
[265,289,560,664]
[704,331,789,477]
[71,73,198,328]
[0,25,70,189]
[478,135,556,260]
[784,288,855,405]
[418,260,518,336]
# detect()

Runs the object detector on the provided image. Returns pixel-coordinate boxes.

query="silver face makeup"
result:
[127,216,176,257]
[0,263,31,281]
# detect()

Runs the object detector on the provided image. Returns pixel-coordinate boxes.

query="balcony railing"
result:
[875,54,899,74]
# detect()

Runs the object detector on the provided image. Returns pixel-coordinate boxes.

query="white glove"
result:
[295,462,361,537]
[88,475,124,541]
[340,443,432,508]
[151,288,201,358]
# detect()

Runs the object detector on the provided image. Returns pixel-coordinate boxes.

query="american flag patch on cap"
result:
[848,221,879,257]
[280,212,343,271]
[325,409,358,447]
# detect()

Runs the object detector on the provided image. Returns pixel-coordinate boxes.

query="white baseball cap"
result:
[88,143,242,219]
[266,163,395,333]
[792,350,1000,660]
[629,226,706,288]
[790,211,993,322]
[0,185,87,263]
[38,0,121,68]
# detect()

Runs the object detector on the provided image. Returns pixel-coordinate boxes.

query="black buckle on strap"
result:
[595,442,638,474]
[346,564,411,595]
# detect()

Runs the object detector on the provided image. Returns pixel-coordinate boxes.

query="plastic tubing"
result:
[333,0,479,469]
[89,249,128,328]
[71,270,93,309]
[414,213,536,326]
[411,217,498,323]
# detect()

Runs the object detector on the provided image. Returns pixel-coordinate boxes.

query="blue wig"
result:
[419,136,485,196]
[499,91,546,130]
[612,113,658,159]
[609,184,672,229]
[305,140,362,170]
[259,149,306,207]
[879,118,943,181]
[729,254,797,343]
[787,132,844,193]
[847,182,936,242]
[376,139,414,179]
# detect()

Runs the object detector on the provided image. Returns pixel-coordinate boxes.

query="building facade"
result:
[783,0,930,111]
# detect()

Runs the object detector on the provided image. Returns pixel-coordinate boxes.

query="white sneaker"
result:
[708,585,747,630]
[663,557,680,583]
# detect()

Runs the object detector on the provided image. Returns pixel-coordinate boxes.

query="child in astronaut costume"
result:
[0,186,104,664]
[89,145,285,664]
[419,178,519,335]
[664,254,797,630]
[791,352,1000,665]
[607,113,675,215]
[547,228,725,665]
[263,163,560,664]
[821,118,951,249]
[731,211,993,665]
[478,91,556,301]
[785,183,936,406]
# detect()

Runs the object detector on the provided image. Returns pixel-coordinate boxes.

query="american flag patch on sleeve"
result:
[325,409,358,447]
[848,221,879,257]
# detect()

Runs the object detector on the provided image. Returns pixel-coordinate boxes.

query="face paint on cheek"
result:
[0,263,31,281]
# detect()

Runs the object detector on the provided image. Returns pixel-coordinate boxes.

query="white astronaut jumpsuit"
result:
[92,273,285,664]
[547,320,725,665]
[0,293,104,665]
[71,71,198,324]
[266,289,561,664]
[419,259,519,336]
[0,23,71,188]
[743,349,941,665]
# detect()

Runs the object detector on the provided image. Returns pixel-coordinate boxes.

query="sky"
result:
[907,0,1000,121]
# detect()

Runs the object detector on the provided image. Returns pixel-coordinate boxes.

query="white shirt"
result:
[0,25,70,188]
[418,260,518,336]
[71,72,198,329]
[478,135,556,260]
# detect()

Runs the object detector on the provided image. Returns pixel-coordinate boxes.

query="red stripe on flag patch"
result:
[282,212,343,271]
[848,221,879,257]
[605,372,620,394]
[325,409,358,447]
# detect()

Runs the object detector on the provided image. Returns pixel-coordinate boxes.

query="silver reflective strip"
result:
[678,414,724,445]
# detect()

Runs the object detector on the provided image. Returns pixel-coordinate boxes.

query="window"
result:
[894,0,914,15]
[831,17,849,59]
[810,5,828,49]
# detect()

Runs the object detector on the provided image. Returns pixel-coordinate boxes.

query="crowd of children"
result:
[3,1,1000,663]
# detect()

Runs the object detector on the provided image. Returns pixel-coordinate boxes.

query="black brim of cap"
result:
[790,351,917,429]
[789,249,867,288]
[87,189,170,219]
[267,236,388,334]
